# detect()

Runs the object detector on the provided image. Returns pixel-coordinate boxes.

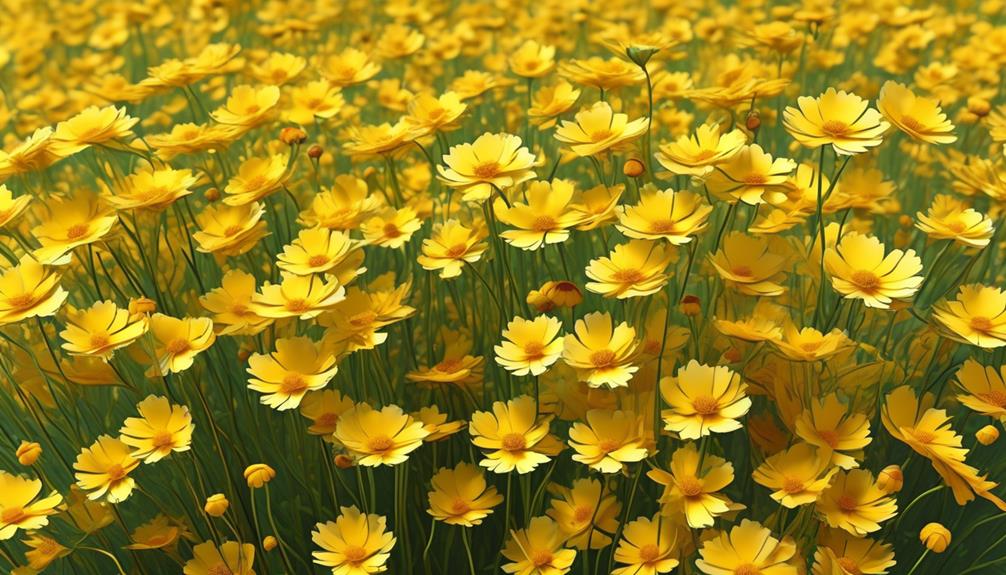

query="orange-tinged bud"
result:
[680,294,700,316]
[204,494,229,517]
[243,463,276,488]
[877,464,903,493]
[745,110,761,131]
[967,97,991,118]
[920,522,951,553]
[623,158,645,178]
[307,144,324,159]
[334,454,355,469]
[280,127,307,145]
[205,187,221,202]
[977,424,999,445]
[263,536,278,551]
[898,214,914,229]
[16,441,41,466]
[128,297,156,316]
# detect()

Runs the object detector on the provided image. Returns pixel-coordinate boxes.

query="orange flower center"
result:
[383,223,402,238]
[6,294,34,309]
[980,390,1006,407]
[821,120,850,136]
[244,175,268,190]
[106,464,127,481]
[531,550,554,567]
[308,255,330,267]
[613,268,645,283]
[598,439,620,453]
[743,173,768,185]
[367,436,394,453]
[818,429,839,448]
[435,358,463,372]
[65,223,89,240]
[350,311,377,326]
[694,149,719,161]
[523,341,546,360]
[732,265,753,277]
[590,129,615,142]
[446,244,468,258]
[649,219,678,234]
[89,333,111,348]
[911,429,936,444]
[573,505,594,522]
[677,476,704,497]
[315,413,338,428]
[639,543,661,562]
[165,338,191,355]
[900,115,925,132]
[343,546,368,562]
[501,433,527,451]
[851,270,880,291]
[589,349,616,368]
[531,215,558,231]
[838,557,863,575]
[970,316,993,332]
[207,563,234,575]
[280,374,308,394]
[837,495,858,512]
[782,477,805,494]
[286,299,309,312]
[143,534,170,547]
[1,506,27,524]
[692,395,719,415]
[224,224,244,237]
[451,499,471,514]
[473,161,501,179]
[800,340,823,352]
[735,564,762,575]
[151,431,174,449]
[947,221,967,233]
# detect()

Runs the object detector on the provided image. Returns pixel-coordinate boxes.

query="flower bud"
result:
[16,441,41,466]
[967,97,991,118]
[680,294,701,316]
[977,424,999,445]
[204,494,229,517]
[542,281,582,308]
[205,187,221,202]
[263,535,278,551]
[877,464,903,493]
[898,214,914,229]
[745,110,761,132]
[243,463,276,488]
[279,127,307,145]
[307,144,324,159]
[128,297,156,316]
[626,46,659,67]
[334,454,355,469]
[920,522,951,553]
[623,158,645,178]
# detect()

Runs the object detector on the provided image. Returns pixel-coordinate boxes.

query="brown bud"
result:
[745,110,761,131]
[280,127,307,145]
[623,158,645,178]
[334,454,355,469]
[205,187,221,202]
[680,294,700,316]
[307,144,324,159]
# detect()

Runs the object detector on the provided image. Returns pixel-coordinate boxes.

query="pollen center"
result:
[589,349,616,368]
[838,557,863,575]
[473,161,501,179]
[531,215,558,231]
[501,433,526,451]
[613,268,645,283]
[821,120,850,136]
[207,563,234,575]
[743,173,768,185]
[1,506,27,524]
[980,391,1006,407]
[523,341,546,360]
[970,316,993,332]
[649,219,677,233]
[531,550,554,567]
[343,546,368,562]
[89,333,111,348]
[692,395,719,415]
[782,477,805,494]
[851,270,880,290]
[106,464,127,481]
[165,338,191,354]
[6,294,35,309]
[639,543,661,562]
[308,255,330,267]
[837,495,858,512]
[151,431,174,448]
[280,374,308,394]
[382,223,402,238]
[446,244,468,258]
[677,476,704,497]
[818,429,839,448]
[66,223,89,240]
[735,564,762,575]
[900,115,925,132]
[590,129,615,142]
[366,435,394,452]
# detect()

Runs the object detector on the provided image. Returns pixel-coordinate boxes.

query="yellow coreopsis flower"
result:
[0,128,65,178]
[414,405,465,441]
[32,195,117,264]
[148,314,216,375]
[547,478,621,549]
[417,219,488,279]
[709,232,788,296]
[319,283,415,354]
[312,506,394,573]
[494,179,586,250]
[109,167,199,211]
[502,516,578,574]
[60,300,148,358]
[560,57,645,90]
[824,232,923,309]
[251,273,346,320]
[562,311,639,388]
[377,24,425,59]
[0,184,32,228]
[52,105,139,155]
[816,469,897,536]
[222,155,290,206]
[247,336,338,410]
[437,132,537,203]
[753,442,839,508]
[285,79,345,125]
[933,284,1006,348]
[426,462,503,526]
[878,81,956,144]
[509,40,556,78]
[0,255,68,326]
[404,91,467,136]
[299,175,382,231]
[183,541,255,575]
[783,88,890,155]
[192,202,269,257]
[494,315,564,376]
[211,84,280,128]
[250,51,306,85]
[555,102,648,157]
[696,520,798,575]
[529,81,581,129]
[915,195,994,248]
[772,324,853,362]
[469,395,563,474]
[23,533,70,571]
[611,514,680,575]
[126,515,186,551]
[342,120,421,158]
[119,395,194,463]
[568,409,647,473]
[615,187,712,244]
[705,144,796,205]
[660,360,751,439]
[0,472,62,540]
[815,528,896,575]
[360,206,422,249]
[654,123,747,177]
[300,389,356,439]
[199,269,273,336]
[647,443,742,528]
[333,403,429,466]
[794,394,872,469]
[954,358,1006,421]
[585,239,675,299]
[277,227,364,281]
[320,48,382,87]
[74,435,141,503]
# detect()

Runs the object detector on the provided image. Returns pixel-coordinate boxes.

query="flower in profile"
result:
[560,56,645,90]
[955,359,1006,421]
[110,167,200,211]
[714,315,783,343]
[529,81,581,129]
[333,403,428,466]
[753,443,838,508]
[695,520,798,575]
[377,24,425,59]
[878,81,956,144]
[0,185,32,228]
[342,120,420,159]
[74,435,140,503]
[406,329,484,388]
[0,471,62,540]
[145,123,241,160]
[148,314,216,375]
[648,444,742,528]
[816,469,897,535]
[494,179,585,250]
[60,300,148,359]
[52,105,139,155]
[586,240,674,299]
[933,284,1006,348]
[555,102,648,157]
[655,123,747,177]
[414,406,465,442]
[527,280,583,312]
[285,79,345,125]
[438,132,537,203]
[300,175,382,231]
[0,255,68,326]
[244,463,276,488]
[277,227,364,283]
[199,270,273,336]
[510,40,556,78]
[24,533,70,571]
[300,389,356,439]
[361,206,423,249]
[183,541,255,575]
[319,283,415,353]
[570,183,624,230]
[126,515,187,551]
[312,506,395,573]
[211,84,280,128]
[547,478,621,549]
[192,202,269,258]
[915,195,994,248]
[469,395,563,474]
[252,273,346,320]
[705,144,796,205]
[771,324,852,362]
[568,409,648,473]
[710,232,789,296]
[816,528,896,575]
[120,395,194,463]
[247,337,338,410]
[616,188,712,244]
[562,311,639,388]
[824,232,923,309]
[320,48,382,87]
[417,219,488,279]
[32,194,117,264]
[611,514,680,575]
[426,462,503,526]
[223,155,290,206]
[661,360,751,440]
[495,315,564,376]
[783,88,889,155]
[502,516,577,574]
[794,394,872,469]
[404,91,467,136]
[0,128,65,178]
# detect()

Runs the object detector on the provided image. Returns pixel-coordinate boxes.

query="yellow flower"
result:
[495,179,586,250]
[300,389,356,439]
[771,324,852,362]
[647,444,742,528]
[247,337,338,410]
[377,24,425,59]
[570,183,624,230]
[560,57,645,90]
[612,514,681,575]
[60,300,148,359]
[417,219,488,279]
[469,395,563,474]
[109,167,199,211]
[878,81,956,144]
[299,175,382,231]
[794,394,872,469]
[342,120,420,159]
[24,533,70,570]
[251,273,346,320]
[0,255,68,326]
[509,40,556,78]
[119,395,194,463]
[277,227,364,281]
[199,270,273,336]
[16,441,42,466]
[148,314,216,375]
[502,516,577,574]
[319,283,414,354]
[705,144,796,205]
[184,541,255,575]
[414,405,465,441]
[437,132,537,203]
[616,187,712,244]
[333,403,429,466]
[816,529,895,575]
[73,435,140,503]
[915,195,994,248]
[529,81,581,130]
[0,472,62,540]
[285,80,345,125]
[554,102,648,157]
[360,206,422,249]
[655,124,747,177]
[126,515,185,551]
[0,128,65,178]
[816,469,897,536]
[709,232,790,297]
[568,409,647,473]
[562,311,639,388]
[920,523,952,553]
[495,315,564,376]
[312,506,395,573]
[0,184,32,228]
[660,360,751,440]
[243,463,276,488]
[31,195,117,264]
[585,240,675,299]
[211,84,280,128]
[223,155,290,206]
[753,443,838,508]
[955,358,1006,421]
[192,202,269,257]
[426,462,503,526]
[527,280,583,312]
[783,88,889,155]
[824,232,923,309]
[547,478,621,549]
[52,105,139,155]
[696,519,798,575]
[933,284,1006,348]
[250,52,306,85]
[404,91,467,136]
[714,315,783,343]
[321,48,382,87]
